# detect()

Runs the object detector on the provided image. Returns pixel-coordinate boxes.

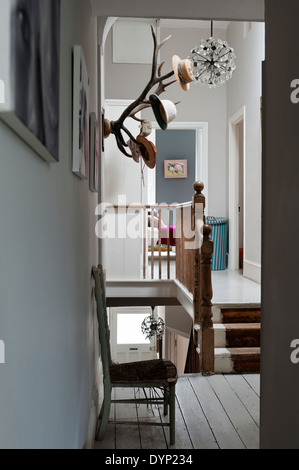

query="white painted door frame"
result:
[150,121,209,211]
[228,107,246,270]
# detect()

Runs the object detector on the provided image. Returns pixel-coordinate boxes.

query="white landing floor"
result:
[146,254,261,307]
[212,269,261,307]
[94,373,260,450]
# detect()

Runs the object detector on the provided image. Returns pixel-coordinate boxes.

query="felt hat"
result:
[149,94,177,131]
[127,138,142,163]
[140,120,153,138]
[172,55,194,91]
[136,135,157,169]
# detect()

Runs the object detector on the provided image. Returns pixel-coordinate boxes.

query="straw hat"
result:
[149,94,177,131]
[136,135,157,169]
[172,55,194,91]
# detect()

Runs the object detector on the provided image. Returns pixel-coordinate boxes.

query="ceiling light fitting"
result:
[188,21,236,89]
[141,307,166,340]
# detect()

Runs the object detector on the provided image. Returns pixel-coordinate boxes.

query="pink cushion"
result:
[158,227,176,246]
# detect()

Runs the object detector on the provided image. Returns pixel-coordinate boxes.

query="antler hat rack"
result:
[103,26,194,164]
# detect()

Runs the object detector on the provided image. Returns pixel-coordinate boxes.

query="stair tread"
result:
[221,308,261,324]
[228,347,260,355]
[223,323,261,330]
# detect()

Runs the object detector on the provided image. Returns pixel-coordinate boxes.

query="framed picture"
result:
[89,112,99,193]
[164,160,188,179]
[0,0,61,163]
[72,45,89,179]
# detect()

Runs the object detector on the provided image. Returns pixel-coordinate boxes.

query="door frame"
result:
[228,107,246,270]
[149,121,209,211]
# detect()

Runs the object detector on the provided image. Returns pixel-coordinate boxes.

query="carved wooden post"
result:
[193,182,205,327]
[185,182,205,373]
[199,224,214,375]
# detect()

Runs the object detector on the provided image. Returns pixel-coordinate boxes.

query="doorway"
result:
[228,107,245,271]
[109,307,157,363]
[145,122,209,209]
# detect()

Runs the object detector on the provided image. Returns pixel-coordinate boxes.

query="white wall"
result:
[0,0,99,449]
[227,22,265,281]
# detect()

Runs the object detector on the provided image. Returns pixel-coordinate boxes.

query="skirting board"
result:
[84,399,98,449]
[243,260,261,285]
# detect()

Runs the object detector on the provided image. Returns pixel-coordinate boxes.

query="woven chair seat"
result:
[110,359,178,386]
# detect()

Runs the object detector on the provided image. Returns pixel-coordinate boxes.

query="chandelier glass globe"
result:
[188,34,236,89]
[141,307,165,340]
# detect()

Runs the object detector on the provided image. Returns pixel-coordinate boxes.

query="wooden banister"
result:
[199,224,214,375]
[191,182,214,375]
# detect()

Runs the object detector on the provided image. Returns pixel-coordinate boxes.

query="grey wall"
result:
[156,129,196,205]
[260,0,299,449]
[0,0,99,449]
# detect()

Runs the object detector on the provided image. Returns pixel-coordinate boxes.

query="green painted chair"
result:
[92,265,178,445]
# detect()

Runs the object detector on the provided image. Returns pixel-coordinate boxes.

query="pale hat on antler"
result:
[149,94,177,131]
[127,138,142,163]
[140,120,153,138]
[172,55,194,91]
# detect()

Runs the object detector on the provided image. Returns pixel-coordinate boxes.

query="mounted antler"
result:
[103,26,177,159]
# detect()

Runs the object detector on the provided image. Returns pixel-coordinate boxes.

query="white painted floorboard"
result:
[94,374,260,450]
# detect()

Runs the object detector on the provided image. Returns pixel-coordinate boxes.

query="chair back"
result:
[92,265,112,378]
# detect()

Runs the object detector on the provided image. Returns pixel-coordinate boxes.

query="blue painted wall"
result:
[156,129,196,205]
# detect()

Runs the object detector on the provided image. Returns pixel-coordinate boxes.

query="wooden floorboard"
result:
[206,375,259,449]
[94,374,260,450]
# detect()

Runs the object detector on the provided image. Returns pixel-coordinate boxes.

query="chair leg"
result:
[164,387,168,416]
[96,382,111,441]
[169,385,176,445]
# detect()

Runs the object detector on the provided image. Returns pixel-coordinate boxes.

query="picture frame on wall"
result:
[0,0,61,163]
[72,45,89,179]
[89,112,99,193]
[164,160,188,179]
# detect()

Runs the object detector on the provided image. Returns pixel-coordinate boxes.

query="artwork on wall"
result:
[0,0,61,163]
[89,112,99,193]
[72,45,89,179]
[164,160,188,179]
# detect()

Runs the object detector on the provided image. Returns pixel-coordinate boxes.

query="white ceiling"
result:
[115,18,230,30]
[159,19,230,30]
[91,0,265,22]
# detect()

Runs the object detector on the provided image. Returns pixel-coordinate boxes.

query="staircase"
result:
[213,306,261,373]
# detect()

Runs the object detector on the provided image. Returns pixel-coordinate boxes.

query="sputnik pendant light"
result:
[141,307,165,340]
[188,21,236,89]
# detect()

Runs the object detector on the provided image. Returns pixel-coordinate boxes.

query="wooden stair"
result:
[214,307,261,373]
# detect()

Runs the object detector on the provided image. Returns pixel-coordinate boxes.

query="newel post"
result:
[193,182,205,328]
[200,225,214,375]
[192,182,214,375]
